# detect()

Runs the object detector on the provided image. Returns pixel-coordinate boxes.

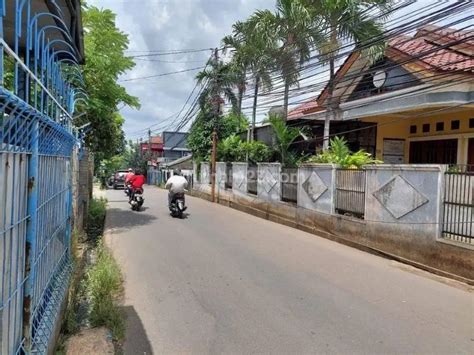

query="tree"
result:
[267,114,307,167]
[249,0,323,118]
[303,0,391,149]
[120,140,148,173]
[77,4,140,165]
[195,58,239,114]
[187,108,248,161]
[222,21,249,115]
[223,20,275,140]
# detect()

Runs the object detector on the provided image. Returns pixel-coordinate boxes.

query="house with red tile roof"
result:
[140,135,164,161]
[287,25,474,165]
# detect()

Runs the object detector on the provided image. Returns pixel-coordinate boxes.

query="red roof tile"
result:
[287,100,319,120]
[389,30,473,72]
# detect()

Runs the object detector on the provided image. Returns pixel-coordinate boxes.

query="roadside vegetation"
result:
[86,197,107,242]
[86,241,125,340]
[58,195,125,353]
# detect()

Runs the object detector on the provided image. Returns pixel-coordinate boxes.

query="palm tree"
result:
[195,58,239,116]
[248,0,323,119]
[303,0,392,149]
[223,20,276,141]
[222,21,249,115]
[267,114,307,167]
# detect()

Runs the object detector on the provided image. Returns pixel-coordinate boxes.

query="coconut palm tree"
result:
[248,0,323,119]
[303,0,392,149]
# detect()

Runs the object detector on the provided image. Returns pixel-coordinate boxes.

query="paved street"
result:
[105,187,473,355]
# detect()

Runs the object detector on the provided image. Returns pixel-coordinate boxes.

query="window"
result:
[436,122,444,131]
[470,118,474,128]
[409,139,458,164]
[422,123,430,133]
[451,120,460,130]
[410,125,417,134]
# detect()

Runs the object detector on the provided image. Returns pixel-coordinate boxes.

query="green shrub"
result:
[217,135,271,163]
[266,114,309,167]
[85,242,125,341]
[307,136,382,169]
[86,197,107,241]
[218,135,244,162]
[243,141,271,164]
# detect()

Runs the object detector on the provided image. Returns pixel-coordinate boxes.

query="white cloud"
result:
[87,0,275,139]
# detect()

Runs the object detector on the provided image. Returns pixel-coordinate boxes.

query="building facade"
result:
[289,25,473,166]
[162,131,192,162]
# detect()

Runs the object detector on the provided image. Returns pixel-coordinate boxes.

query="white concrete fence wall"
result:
[364,165,444,239]
[232,163,248,196]
[194,162,454,240]
[257,163,281,202]
[192,161,473,280]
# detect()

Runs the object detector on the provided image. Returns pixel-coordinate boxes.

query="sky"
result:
[88,0,275,141]
[87,0,470,141]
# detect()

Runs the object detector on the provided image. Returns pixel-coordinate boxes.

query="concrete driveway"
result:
[104,186,473,354]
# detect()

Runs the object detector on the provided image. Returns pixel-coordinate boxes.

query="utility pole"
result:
[210,47,220,203]
[148,128,152,168]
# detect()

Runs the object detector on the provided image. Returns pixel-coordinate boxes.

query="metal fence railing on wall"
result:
[247,165,258,195]
[442,165,473,244]
[281,168,298,203]
[0,1,85,352]
[335,169,367,219]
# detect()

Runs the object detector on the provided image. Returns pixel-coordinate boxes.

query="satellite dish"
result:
[373,70,387,88]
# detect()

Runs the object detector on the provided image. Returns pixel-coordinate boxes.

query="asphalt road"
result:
[105,187,473,355]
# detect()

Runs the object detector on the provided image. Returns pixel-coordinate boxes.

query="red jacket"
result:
[130,175,145,190]
[125,172,134,184]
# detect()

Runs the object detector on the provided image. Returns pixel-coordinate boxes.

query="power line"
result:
[120,66,205,82]
[127,48,215,57]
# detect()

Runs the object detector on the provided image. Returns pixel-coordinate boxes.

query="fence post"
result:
[23,120,39,350]
[257,163,281,202]
[297,164,336,214]
[232,162,248,196]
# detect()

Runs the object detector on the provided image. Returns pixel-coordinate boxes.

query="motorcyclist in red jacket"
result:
[128,169,145,202]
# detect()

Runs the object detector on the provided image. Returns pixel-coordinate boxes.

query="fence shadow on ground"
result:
[121,305,154,354]
[106,208,158,234]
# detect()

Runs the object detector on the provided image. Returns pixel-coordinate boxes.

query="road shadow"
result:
[107,207,158,233]
[121,305,154,354]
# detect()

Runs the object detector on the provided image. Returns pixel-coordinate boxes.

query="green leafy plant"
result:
[267,114,308,167]
[85,241,125,341]
[79,4,140,169]
[188,108,248,161]
[218,135,244,162]
[86,197,107,241]
[307,136,382,168]
[243,141,272,164]
[217,135,271,163]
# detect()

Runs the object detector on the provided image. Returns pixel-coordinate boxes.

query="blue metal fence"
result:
[0,0,85,353]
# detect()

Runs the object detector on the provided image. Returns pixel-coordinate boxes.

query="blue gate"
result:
[0,0,86,353]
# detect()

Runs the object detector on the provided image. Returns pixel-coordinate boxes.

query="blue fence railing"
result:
[0,0,85,353]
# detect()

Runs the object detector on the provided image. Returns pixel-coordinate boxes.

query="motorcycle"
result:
[130,188,144,211]
[169,192,186,218]
[125,183,132,197]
